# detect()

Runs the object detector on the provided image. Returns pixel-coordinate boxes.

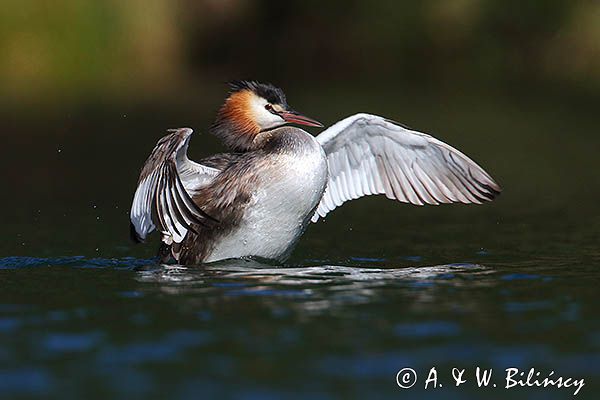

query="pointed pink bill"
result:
[279,111,324,128]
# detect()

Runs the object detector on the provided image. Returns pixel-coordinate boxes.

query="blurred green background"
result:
[1,0,598,104]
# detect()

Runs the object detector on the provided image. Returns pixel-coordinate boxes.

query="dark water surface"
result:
[1,87,599,398]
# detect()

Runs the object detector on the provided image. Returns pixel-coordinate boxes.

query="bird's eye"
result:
[265,104,274,111]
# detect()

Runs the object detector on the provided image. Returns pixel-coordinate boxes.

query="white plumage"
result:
[311,113,500,222]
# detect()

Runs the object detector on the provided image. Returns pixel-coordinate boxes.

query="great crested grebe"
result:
[130,81,500,264]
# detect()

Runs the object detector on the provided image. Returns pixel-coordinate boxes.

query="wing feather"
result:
[311,114,500,222]
[130,128,219,243]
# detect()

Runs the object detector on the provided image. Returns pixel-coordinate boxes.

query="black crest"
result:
[228,80,288,107]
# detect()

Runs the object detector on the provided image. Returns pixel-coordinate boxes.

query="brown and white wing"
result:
[130,128,219,243]
[312,114,501,222]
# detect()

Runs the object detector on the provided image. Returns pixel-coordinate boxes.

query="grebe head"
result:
[210,80,323,151]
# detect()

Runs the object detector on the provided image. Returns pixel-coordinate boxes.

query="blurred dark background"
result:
[1,0,598,102]
[1,0,599,260]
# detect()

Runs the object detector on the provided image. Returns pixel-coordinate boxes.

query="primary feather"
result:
[130,128,219,243]
[311,113,501,222]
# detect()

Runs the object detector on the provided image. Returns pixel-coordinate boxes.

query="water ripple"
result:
[0,256,155,269]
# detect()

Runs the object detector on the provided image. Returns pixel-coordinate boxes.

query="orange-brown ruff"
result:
[210,81,290,151]
[211,90,261,151]
[130,81,501,265]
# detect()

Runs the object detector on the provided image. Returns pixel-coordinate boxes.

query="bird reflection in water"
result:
[134,261,495,314]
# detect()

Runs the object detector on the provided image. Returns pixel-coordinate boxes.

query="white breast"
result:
[205,132,328,262]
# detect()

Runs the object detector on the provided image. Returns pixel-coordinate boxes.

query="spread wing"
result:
[312,114,501,222]
[130,128,219,243]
